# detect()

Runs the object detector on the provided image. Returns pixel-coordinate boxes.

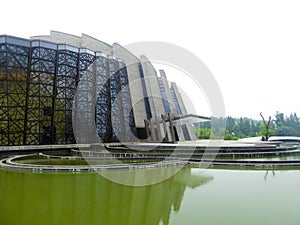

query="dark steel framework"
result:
[0,36,136,145]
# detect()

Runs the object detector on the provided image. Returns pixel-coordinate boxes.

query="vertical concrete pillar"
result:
[144,119,150,141]
[149,119,156,142]
[187,124,197,141]
[168,113,176,143]
[161,115,169,142]
[176,125,185,141]
[155,116,162,141]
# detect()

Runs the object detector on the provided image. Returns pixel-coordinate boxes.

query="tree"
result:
[196,128,211,139]
[239,117,251,137]
[274,112,300,136]
[260,112,273,141]
[260,124,275,139]
[249,120,260,137]
[274,111,284,128]
[226,116,235,132]
[224,130,238,140]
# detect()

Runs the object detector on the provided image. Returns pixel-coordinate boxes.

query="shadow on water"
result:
[0,166,212,225]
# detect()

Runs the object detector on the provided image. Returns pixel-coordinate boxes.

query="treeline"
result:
[195,112,300,140]
[273,112,300,136]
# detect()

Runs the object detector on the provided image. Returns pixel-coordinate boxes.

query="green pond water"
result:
[0,167,300,225]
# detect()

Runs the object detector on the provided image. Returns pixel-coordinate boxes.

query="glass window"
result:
[59,45,78,53]
[58,44,66,50]
[109,55,117,60]
[96,52,108,58]
[31,41,40,47]
[66,45,78,53]
[40,41,57,50]
[7,36,30,47]
[80,48,94,55]
[0,36,5,44]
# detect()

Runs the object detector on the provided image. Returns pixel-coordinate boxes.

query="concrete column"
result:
[149,119,156,142]
[175,125,185,141]
[168,113,176,143]
[155,116,162,141]
[186,124,197,141]
[140,55,165,117]
[144,119,150,141]
[161,115,169,142]
[113,43,148,128]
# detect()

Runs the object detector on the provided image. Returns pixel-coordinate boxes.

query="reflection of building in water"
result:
[0,167,213,225]
[0,32,209,146]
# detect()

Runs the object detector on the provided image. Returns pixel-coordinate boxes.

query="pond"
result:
[0,166,300,225]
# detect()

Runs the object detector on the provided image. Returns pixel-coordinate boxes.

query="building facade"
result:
[0,31,206,146]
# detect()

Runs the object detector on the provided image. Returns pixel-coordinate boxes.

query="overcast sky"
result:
[2,0,300,120]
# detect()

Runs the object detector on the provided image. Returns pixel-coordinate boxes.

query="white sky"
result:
[3,0,300,120]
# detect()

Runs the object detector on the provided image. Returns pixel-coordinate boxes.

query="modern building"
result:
[0,31,209,146]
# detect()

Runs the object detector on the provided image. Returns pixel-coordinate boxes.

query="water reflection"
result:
[0,167,212,225]
[264,170,276,181]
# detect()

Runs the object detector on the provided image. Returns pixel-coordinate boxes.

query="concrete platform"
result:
[0,140,299,172]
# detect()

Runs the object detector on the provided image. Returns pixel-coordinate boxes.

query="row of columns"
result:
[144,113,180,143]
